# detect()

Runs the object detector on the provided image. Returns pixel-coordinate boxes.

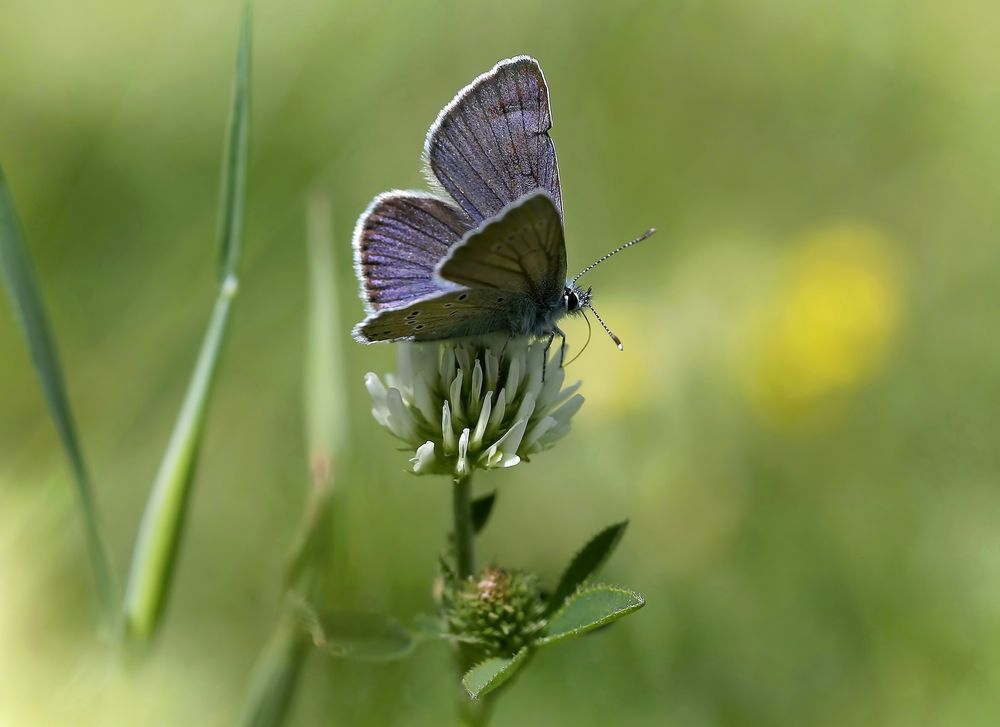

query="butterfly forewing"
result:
[435,190,566,307]
[354,192,473,312]
[353,288,532,343]
[424,56,562,224]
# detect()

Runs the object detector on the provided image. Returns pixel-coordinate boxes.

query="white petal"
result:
[456,428,471,476]
[548,380,582,411]
[472,391,493,449]
[521,344,545,403]
[524,415,557,451]
[550,393,584,426]
[364,373,391,427]
[396,344,415,386]
[470,360,483,420]
[441,400,456,454]
[484,349,500,394]
[488,388,507,434]
[504,356,522,399]
[486,416,529,461]
[410,441,437,473]
[536,355,566,409]
[439,347,456,389]
[386,387,416,441]
[449,369,465,425]
[514,391,536,426]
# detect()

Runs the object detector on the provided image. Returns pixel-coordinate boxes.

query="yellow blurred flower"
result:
[741,223,904,424]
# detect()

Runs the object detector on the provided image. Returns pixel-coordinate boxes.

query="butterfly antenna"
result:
[571,228,656,284]
[586,303,623,351]
[564,312,593,366]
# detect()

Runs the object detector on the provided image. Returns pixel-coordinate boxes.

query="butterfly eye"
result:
[563,289,581,311]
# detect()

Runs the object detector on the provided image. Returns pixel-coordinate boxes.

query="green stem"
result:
[452,474,475,580]
[452,473,493,725]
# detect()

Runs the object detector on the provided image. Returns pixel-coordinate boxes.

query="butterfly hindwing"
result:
[435,190,566,306]
[424,56,562,224]
[353,192,474,313]
[353,288,533,343]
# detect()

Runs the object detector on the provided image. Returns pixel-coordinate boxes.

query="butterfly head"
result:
[563,284,592,314]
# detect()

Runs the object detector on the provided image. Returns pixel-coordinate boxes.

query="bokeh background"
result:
[2,0,999,724]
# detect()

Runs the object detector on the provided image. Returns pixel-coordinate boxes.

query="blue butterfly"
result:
[352,55,653,351]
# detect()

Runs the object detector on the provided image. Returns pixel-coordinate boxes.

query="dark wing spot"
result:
[443,303,453,308]
[415,324,425,330]
[496,297,505,303]
[457,293,468,301]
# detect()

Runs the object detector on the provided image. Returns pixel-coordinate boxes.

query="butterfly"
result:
[352,55,653,352]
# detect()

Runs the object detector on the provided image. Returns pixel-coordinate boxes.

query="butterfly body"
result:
[353,56,640,348]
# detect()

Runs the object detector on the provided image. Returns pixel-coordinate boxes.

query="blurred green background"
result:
[2,0,999,724]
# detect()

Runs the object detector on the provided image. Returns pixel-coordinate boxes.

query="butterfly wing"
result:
[353,191,474,313]
[353,288,532,343]
[423,56,562,225]
[435,190,566,306]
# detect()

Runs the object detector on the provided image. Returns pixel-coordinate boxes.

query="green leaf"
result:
[0,165,118,626]
[462,647,529,700]
[471,491,497,534]
[239,603,311,727]
[411,613,448,641]
[217,2,252,280]
[299,604,414,662]
[546,520,628,616]
[121,7,252,644]
[539,585,644,645]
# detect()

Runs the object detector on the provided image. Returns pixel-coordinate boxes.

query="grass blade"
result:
[217,2,252,280]
[241,191,346,725]
[239,603,311,727]
[304,190,346,483]
[122,6,252,643]
[0,165,119,626]
[122,279,238,640]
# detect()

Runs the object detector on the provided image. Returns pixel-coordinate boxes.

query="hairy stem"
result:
[451,473,493,725]
[452,474,475,580]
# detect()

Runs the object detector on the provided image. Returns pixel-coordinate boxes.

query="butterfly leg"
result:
[542,331,556,382]
[555,326,568,368]
[499,335,512,361]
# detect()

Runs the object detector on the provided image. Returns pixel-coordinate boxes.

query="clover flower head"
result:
[443,565,546,659]
[364,337,584,476]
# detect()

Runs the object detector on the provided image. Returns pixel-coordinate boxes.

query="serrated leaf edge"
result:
[537,583,645,646]
[462,646,530,700]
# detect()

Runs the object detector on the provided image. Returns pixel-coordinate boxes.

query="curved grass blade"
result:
[122,5,252,643]
[217,2,252,281]
[0,165,119,626]
[241,190,347,727]
[239,601,311,727]
[285,190,345,588]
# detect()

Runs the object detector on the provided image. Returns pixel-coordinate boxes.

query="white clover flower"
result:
[364,337,584,476]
